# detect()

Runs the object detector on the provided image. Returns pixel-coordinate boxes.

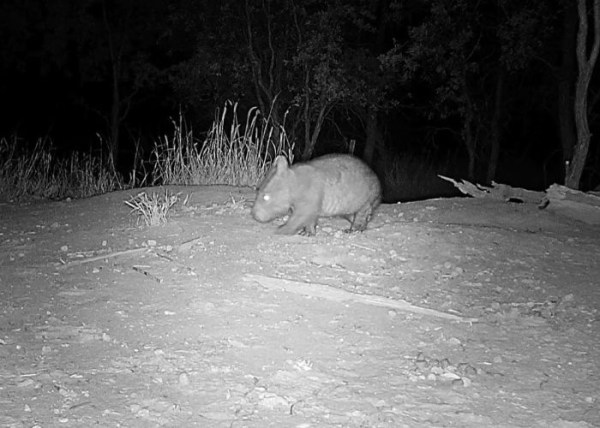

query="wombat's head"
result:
[252,156,293,223]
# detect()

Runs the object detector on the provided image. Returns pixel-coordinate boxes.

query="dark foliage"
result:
[0,0,598,191]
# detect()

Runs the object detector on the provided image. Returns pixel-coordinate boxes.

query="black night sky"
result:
[1,0,599,193]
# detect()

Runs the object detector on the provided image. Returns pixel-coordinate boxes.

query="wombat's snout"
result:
[251,201,269,223]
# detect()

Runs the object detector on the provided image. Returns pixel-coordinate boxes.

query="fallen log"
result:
[540,184,600,225]
[439,176,600,225]
[438,175,544,203]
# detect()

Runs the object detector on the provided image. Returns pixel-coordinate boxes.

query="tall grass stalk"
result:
[0,136,124,200]
[152,101,292,187]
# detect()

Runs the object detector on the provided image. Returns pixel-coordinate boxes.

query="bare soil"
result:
[0,186,599,428]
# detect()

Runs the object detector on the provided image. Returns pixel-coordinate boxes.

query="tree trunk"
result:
[464,118,476,181]
[360,0,389,166]
[102,0,121,170]
[557,1,578,173]
[301,67,312,160]
[363,107,381,166]
[486,69,504,184]
[461,74,477,181]
[244,0,283,135]
[109,61,120,168]
[566,0,600,189]
[301,102,328,161]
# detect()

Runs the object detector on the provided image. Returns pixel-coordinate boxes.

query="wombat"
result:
[251,154,381,235]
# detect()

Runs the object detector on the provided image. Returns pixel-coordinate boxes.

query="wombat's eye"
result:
[263,194,271,201]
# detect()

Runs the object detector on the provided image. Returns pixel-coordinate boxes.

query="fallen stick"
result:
[243,274,477,323]
[176,237,205,254]
[57,247,148,269]
[132,265,163,283]
[155,252,197,276]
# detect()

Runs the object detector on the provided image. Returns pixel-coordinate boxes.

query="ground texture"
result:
[0,186,599,427]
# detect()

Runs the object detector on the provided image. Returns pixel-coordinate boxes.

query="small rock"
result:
[258,392,289,409]
[374,399,387,408]
[430,366,444,375]
[415,360,428,370]
[18,379,36,388]
[447,337,462,346]
[457,363,478,377]
[178,372,190,386]
[452,378,465,387]
[441,372,461,381]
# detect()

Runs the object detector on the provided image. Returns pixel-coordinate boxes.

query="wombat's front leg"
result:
[276,211,319,235]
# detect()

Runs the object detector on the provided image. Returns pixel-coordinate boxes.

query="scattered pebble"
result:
[178,372,190,386]
[447,337,462,346]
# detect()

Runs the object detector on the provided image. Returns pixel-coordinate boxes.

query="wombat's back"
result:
[301,154,381,217]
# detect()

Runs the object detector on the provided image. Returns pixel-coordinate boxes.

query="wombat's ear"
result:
[273,155,289,171]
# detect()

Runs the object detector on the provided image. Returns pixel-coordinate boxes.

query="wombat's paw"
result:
[299,227,317,236]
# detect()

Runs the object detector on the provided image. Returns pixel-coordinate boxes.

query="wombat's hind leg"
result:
[345,204,374,233]
[342,213,358,233]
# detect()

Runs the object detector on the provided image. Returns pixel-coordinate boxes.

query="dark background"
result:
[0,0,598,193]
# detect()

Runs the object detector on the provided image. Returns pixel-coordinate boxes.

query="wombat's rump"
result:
[251,154,381,235]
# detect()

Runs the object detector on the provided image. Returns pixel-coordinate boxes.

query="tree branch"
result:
[577,0,589,67]
[263,0,276,95]
[591,0,600,66]
[244,0,266,113]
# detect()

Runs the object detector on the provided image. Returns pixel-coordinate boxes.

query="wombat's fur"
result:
[251,154,381,235]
